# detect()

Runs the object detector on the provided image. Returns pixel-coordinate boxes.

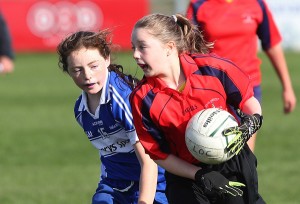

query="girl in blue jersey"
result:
[57,30,167,204]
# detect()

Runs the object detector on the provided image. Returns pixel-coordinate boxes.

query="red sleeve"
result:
[186,0,205,27]
[191,53,254,109]
[219,56,254,109]
[186,1,194,22]
[257,0,282,50]
[130,84,169,160]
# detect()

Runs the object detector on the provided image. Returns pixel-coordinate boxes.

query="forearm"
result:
[265,43,297,113]
[265,43,293,91]
[156,154,245,197]
[138,160,158,204]
[134,141,158,204]
[241,96,262,115]
[155,154,200,180]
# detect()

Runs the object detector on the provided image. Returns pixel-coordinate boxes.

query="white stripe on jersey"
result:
[110,84,134,127]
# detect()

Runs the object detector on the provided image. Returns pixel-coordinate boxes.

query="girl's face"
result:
[131,28,169,78]
[67,47,110,96]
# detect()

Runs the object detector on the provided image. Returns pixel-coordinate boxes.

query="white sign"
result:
[27,1,103,39]
[267,0,300,51]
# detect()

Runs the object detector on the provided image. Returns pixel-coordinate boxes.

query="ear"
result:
[105,56,111,68]
[166,41,176,56]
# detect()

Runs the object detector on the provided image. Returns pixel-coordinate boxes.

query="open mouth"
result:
[85,83,96,88]
[138,63,148,70]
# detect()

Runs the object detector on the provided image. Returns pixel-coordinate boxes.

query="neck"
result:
[177,72,186,91]
[87,91,101,114]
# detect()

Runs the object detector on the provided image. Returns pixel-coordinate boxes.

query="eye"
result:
[73,68,81,73]
[132,44,146,51]
[139,45,145,50]
[91,64,99,69]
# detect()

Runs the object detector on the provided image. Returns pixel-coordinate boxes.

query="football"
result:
[185,108,238,164]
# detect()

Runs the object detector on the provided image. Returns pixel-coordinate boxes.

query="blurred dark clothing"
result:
[0,13,14,60]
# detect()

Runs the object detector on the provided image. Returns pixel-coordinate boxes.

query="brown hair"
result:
[133,13,213,54]
[57,30,139,89]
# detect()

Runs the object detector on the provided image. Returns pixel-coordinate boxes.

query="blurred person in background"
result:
[57,30,167,204]
[186,0,297,152]
[0,12,14,74]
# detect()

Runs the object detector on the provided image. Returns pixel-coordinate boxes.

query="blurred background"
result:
[1,0,300,52]
[0,0,299,203]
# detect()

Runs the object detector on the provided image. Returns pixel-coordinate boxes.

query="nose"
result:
[83,68,92,79]
[133,49,140,61]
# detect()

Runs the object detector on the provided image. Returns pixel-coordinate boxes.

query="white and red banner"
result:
[0,0,149,52]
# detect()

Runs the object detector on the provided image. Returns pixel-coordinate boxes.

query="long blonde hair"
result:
[133,13,214,54]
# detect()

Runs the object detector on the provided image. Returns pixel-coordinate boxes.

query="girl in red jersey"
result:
[186,0,297,152]
[130,13,265,204]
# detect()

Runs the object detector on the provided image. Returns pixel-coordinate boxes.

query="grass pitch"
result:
[0,51,299,203]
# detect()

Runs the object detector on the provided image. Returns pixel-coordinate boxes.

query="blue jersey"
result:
[74,71,165,182]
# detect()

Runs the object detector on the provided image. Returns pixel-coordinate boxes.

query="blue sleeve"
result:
[74,95,84,128]
[109,74,136,133]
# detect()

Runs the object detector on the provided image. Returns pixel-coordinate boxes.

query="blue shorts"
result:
[253,85,262,103]
[92,177,167,204]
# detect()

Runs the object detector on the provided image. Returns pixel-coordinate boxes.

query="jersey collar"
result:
[179,53,201,76]
[99,70,110,104]
[80,70,110,112]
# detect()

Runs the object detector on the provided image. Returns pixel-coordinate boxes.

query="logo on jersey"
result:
[109,123,120,130]
[242,14,255,24]
[101,143,117,152]
[93,120,103,126]
[100,139,130,153]
[204,98,221,109]
[183,105,198,115]
[85,128,110,140]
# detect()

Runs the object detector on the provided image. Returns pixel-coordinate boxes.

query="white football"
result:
[185,108,238,164]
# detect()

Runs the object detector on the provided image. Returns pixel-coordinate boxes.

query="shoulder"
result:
[190,0,207,7]
[108,71,132,96]
[191,53,237,67]
[107,71,135,109]
[74,94,83,107]
[131,77,151,96]
[74,94,84,114]
[188,0,210,15]
[130,77,151,104]
[255,0,269,11]
[189,53,248,77]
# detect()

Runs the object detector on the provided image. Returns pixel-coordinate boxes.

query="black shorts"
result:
[165,145,266,204]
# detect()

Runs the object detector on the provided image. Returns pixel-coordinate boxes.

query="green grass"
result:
[257,51,300,204]
[0,51,299,203]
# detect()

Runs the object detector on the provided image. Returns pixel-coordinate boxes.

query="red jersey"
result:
[186,0,282,86]
[130,53,253,164]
